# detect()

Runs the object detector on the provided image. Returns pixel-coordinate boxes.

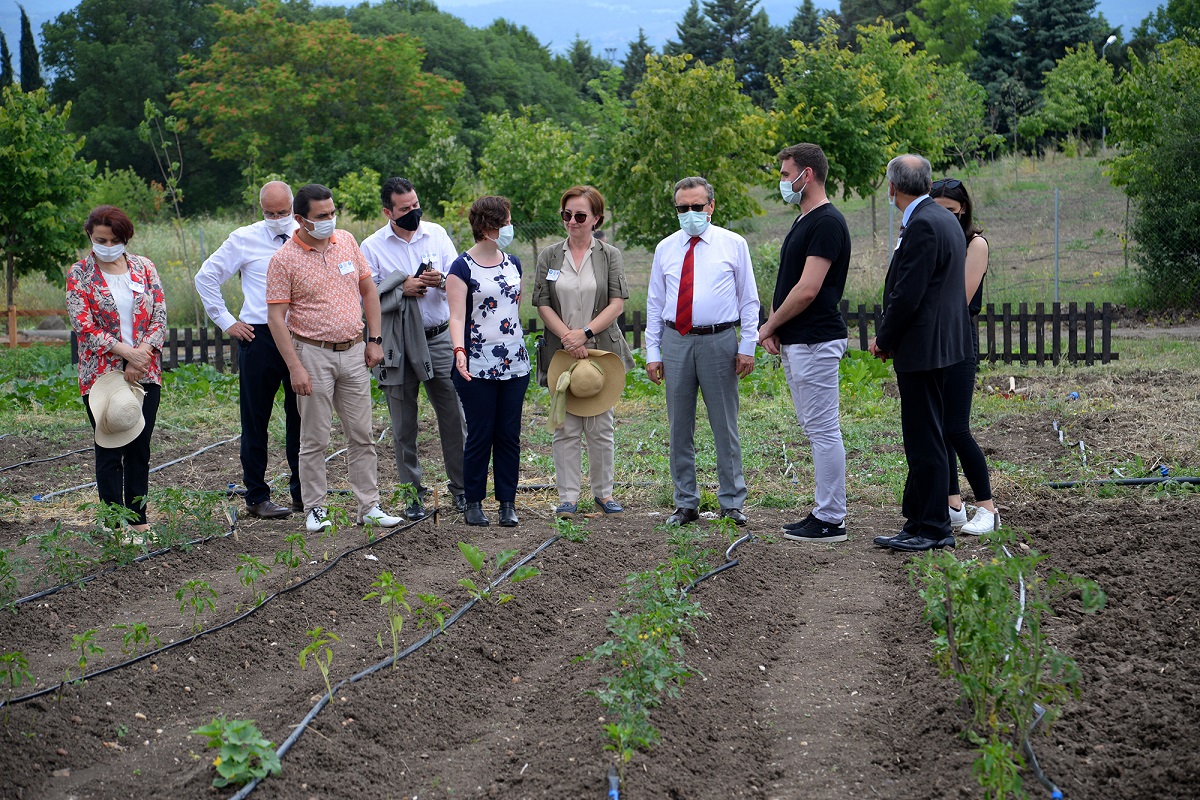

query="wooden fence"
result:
[68,301,1118,371]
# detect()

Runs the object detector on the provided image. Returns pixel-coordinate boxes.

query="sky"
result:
[1,0,1163,83]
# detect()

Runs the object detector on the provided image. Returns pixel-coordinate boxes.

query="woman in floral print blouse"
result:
[66,205,167,535]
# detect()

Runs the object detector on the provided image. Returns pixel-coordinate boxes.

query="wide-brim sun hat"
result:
[547,348,626,420]
[90,370,147,448]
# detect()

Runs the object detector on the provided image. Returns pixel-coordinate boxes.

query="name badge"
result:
[130,280,145,294]
[338,261,356,276]
[546,269,561,282]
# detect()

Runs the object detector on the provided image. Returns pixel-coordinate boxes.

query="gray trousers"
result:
[381,329,466,499]
[662,326,747,510]
[781,339,848,523]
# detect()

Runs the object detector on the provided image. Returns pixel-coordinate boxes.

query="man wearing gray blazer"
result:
[869,154,971,552]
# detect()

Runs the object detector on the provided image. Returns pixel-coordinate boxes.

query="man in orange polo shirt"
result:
[266,183,402,533]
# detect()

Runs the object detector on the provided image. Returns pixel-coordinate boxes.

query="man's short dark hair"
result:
[381,177,416,209]
[294,184,333,219]
[777,143,829,184]
[886,155,932,196]
[469,195,511,242]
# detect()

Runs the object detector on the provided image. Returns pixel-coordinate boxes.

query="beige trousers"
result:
[294,340,379,516]
[552,408,615,503]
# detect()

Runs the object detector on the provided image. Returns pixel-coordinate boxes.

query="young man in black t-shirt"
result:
[757,143,852,543]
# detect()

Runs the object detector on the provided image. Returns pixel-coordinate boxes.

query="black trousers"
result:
[238,325,301,506]
[943,355,992,502]
[452,371,529,503]
[84,382,161,526]
[896,367,952,538]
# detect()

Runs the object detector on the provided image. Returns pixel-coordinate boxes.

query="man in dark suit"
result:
[869,154,971,552]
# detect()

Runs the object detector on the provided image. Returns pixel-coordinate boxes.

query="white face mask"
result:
[677,210,709,237]
[92,242,125,262]
[779,177,804,205]
[264,216,293,238]
[490,224,514,249]
[304,216,336,240]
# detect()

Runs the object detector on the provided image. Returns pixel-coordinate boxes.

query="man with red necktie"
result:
[646,176,760,527]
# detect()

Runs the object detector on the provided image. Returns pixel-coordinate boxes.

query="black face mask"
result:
[393,207,422,231]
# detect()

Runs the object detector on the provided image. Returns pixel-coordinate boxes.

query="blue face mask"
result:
[677,211,709,237]
[491,224,514,249]
[779,169,807,205]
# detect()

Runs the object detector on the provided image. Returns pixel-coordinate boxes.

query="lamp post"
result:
[1102,34,1117,157]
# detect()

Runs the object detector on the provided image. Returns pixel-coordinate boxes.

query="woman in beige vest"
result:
[532,186,635,516]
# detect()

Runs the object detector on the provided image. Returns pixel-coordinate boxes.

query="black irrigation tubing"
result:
[228,532,565,800]
[32,435,242,501]
[684,532,752,595]
[0,447,94,473]
[12,510,240,608]
[0,514,424,710]
[1043,476,1200,489]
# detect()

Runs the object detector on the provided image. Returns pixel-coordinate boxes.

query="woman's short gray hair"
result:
[673,176,714,203]
[886,155,932,196]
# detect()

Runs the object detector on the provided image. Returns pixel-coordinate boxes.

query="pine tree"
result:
[664,0,718,63]
[1016,0,1103,91]
[0,32,14,91]
[18,5,43,92]
[787,0,824,46]
[621,28,655,98]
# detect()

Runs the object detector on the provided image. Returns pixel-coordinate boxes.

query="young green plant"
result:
[457,541,540,605]
[274,533,310,584]
[235,554,271,608]
[298,627,339,701]
[176,579,218,633]
[71,628,104,678]
[191,715,282,788]
[552,515,588,543]
[0,650,34,720]
[362,572,410,666]
[111,622,160,655]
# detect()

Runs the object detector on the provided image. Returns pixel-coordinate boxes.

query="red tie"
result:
[675,236,701,336]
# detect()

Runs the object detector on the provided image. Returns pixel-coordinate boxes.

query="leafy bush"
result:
[191,716,281,788]
[84,167,167,223]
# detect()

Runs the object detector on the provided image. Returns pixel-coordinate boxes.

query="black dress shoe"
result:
[720,508,748,526]
[887,533,956,552]
[405,503,428,521]
[453,494,467,514]
[465,501,489,526]
[498,501,519,527]
[666,507,699,526]
[246,499,292,519]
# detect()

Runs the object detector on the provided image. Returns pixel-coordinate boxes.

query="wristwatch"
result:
[367,335,383,344]
[583,326,594,340]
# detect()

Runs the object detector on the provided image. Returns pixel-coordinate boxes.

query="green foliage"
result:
[17,5,42,93]
[334,167,383,222]
[907,0,1014,65]
[0,546,25,610]
[456,541,540,605]
[408,118,473,216]
[147,486,227,550]
[274,533,310,583]
[176,579,217,633]
[363,571,411,666]
[161,362,239,401]
[0,86,95,291]
[412,592,450,633]
[71,628,104,677]
[608,54,769,250]
[839,349,892,415]
[0,650,33,717]
[111,621,160,655]
[235,555,271,609]
[171,1,461,184]
[1023,45,1113,143]
[298,627,339,701]
[191,715,281,788]
[552,515,589,543]
[23,524,96,588]
[85,167,168,223]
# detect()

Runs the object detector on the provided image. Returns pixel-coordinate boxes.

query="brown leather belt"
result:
[424,321,449,338]
[666,320,737,336]
[292,332,363,351]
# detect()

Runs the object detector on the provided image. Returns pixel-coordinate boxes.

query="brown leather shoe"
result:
[246,499,293,519]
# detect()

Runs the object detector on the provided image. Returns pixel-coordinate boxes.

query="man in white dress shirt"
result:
[194,180,301,519]
[645,176,759,526]
[360,177,467,520]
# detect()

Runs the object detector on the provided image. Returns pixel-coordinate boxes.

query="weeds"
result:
[148,487,227,550]
[191,715,281,788]
[176,579,218,633]
[457,542,540,605]
[298,627,339,702]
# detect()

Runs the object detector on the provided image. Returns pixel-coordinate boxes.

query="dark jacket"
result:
[875,198,971,372]
[532,238,635,384]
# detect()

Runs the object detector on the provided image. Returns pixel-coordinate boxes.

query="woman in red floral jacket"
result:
[66,205,167,533]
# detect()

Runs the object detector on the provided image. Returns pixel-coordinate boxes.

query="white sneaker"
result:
[949,504,968,529]
[358,505,402,528]
[306,507,333,533]
[961,507,999,536]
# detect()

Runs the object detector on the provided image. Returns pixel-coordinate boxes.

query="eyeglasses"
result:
[674,203,708,214]
[560,210,590,223]
[263,210,293,220]
[930,178,963,193]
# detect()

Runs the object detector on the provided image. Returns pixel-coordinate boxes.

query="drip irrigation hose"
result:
[0,447,93,473]
[1043,476,1200,489]
[684,532,753,595]
[32,435,242,501]
[227,533,565,800]
[12,509,240,607]
[0,514,424,710]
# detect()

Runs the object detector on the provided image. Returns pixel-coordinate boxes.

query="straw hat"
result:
[547,348,626,423]
[90,371,147,448]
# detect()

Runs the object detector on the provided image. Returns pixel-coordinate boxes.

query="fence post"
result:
[1085,302,1096,366]
[1019,302,1029,365]
[1102,303,1113,364]
[632,309,642,350]
[199,327,210,365]
[168,328,179,370]
[857,304,869,351]
[985,303,996,363]
[214,328,225,372]
[1002,303,1013,364]
[1035,302,1046,367]
[1052,303,1062,364]
[1068,303,1079,363]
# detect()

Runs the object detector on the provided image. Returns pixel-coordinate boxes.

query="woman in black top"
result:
[931,178,999,535]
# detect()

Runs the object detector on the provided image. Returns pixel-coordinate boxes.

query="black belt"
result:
[666,319,737,336]
[424,322,449,338]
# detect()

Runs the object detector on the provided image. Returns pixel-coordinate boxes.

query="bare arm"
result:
[268,302,310,396]
[359,276,383,368]
[447,274,471,381]
[964,236,989,302]
[758,255,832,355]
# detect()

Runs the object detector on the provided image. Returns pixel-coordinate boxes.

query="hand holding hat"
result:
[546,349,626,430]
[89,370,147,448]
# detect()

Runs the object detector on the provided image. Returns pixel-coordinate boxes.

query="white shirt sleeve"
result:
[645,240,667,363]
[194,229,245,332]
[733,235,760,356]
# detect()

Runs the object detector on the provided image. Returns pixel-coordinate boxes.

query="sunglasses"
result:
[931,178,963,192]
[560,210,590,223]
[674,203,708,214]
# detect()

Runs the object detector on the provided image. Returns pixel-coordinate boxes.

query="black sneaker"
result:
[782,513,847,543]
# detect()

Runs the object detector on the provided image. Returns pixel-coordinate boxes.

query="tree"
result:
[0,88,96,317]
[1014,0,1103,92]
[906,0,1014,65]
[608,54,769,250]
[1132,0,1200,44]
[171,2,461,184]
[838,0,919,39]
[1023,44,1113,144]
[665,0,719,62]
[0,33,13,91]
[407,117,473,217]
[786,0,826,45]
[566,35,605,100]
[17,5,42,92]
[621,28,655,99]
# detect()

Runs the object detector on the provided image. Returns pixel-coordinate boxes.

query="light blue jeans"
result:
[781,339,848,523]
